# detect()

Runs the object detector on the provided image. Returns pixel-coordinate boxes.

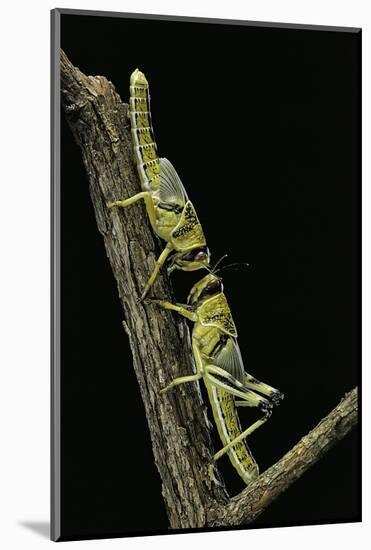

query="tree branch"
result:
[60,48,229,530]
[59,49,358,529]
[207,387,358,526]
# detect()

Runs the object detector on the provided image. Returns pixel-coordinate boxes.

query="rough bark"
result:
[60,49,358,529]
[60,49,230,530]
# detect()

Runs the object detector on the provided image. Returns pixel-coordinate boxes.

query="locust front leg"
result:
[139,243,174,301]
[107,191,157,228]
[148,299,199,392]
[160,372,202,394]
[108,193,172,300]
[107,191,173,301]
[147,299,198,322]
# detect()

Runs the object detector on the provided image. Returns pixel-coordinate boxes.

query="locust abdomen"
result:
[206,383,259,484]
[129,69,160,192]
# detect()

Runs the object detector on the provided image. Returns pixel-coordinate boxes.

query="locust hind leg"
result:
[212,412,271,464]
[205,365,272,410]
[236,372,284,406]
[108,191,157,228]
[204,364,274,465]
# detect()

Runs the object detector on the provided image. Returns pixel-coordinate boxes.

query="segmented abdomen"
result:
[207,383,259,484]
[129,69,160,191]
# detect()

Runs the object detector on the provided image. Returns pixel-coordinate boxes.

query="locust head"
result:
[187,273,224,306]
[167,246,210,274]
[186,254,249,305]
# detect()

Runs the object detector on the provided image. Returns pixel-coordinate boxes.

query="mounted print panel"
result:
[51,8,361,542]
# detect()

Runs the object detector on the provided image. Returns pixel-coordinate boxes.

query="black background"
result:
[60,12,361,541]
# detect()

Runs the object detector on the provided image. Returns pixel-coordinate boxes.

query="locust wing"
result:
[159,158,189,208]
[214,338,245,384]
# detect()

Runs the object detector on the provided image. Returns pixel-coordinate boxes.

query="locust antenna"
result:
[214,262,250,275]
[211,254,229,274]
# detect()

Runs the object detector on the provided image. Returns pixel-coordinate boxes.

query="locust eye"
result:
[194,249,209,262]
[183,246,210,263]
[199,279,223,300]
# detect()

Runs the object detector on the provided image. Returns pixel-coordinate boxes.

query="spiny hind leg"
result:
[204,365,273,463]
[235,372,284,406]
[160,372,202,394]
[108,191,157,228]
[212,413,271,463]
[205,365,272,409]
[140,242,173,300]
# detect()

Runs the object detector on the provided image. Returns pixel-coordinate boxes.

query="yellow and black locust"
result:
[147,266,284,485]
[108,69,210,300]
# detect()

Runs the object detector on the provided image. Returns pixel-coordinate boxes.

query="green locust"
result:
[148,265,283,484]
[108,69,210,300]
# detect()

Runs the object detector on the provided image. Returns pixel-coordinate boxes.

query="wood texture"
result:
[60,49,358,529]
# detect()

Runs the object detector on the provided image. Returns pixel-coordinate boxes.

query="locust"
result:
[148,262,283,484]
[108,69,210,300]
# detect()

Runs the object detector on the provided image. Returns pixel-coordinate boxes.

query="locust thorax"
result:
[167,246,210,274]
[187,273,224,306]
